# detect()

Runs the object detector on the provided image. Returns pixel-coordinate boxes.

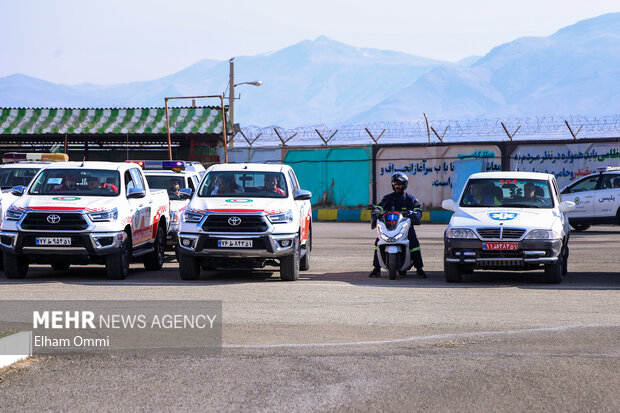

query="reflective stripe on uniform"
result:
[410,247,421,252]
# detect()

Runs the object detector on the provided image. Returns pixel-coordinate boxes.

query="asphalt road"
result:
[1,222,619,412]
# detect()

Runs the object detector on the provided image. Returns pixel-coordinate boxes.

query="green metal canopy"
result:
[0,107,226,135]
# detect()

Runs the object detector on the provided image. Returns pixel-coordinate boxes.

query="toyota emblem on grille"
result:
[228,216,242,226]
[47,214,61,224]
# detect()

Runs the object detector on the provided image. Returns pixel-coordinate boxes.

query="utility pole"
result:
[229,58,235,131]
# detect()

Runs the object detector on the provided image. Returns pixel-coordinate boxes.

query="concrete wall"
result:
[510,142,620,188]
[376,145,501,209]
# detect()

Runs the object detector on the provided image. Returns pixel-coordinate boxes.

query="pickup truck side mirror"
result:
[442,199,456,211]
[559,200,576,213]
[127,188,146,198]
[11,185,25,196]
[179,188,193,199]
[294,189,312,201]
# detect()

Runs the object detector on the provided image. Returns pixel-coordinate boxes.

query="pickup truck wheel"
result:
[544,257,563,284]
[3,252,29,279]
[280,238,300,281]
[300,232,311,271]
[106,235,130,280]
[570,223,590,231]
[51,263,70,271]
[444,262,462,283]
[179,254,200,280]
[143,225,165,271]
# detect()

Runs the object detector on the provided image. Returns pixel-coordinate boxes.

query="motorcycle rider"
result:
[369,171,426,278]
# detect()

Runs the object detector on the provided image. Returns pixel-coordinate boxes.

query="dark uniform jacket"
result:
[377,191,422,225]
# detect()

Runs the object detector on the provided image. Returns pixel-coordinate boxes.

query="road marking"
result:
[223,324,619,349]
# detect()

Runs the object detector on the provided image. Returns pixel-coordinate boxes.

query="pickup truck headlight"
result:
[5,208,24,221]
[267,210,293,224]
[446,228,478,239]
[525,229,560,240]
[89,208,118,222]
[183,211,204,223]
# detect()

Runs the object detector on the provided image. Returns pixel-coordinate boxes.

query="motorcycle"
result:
[370,206,417,280]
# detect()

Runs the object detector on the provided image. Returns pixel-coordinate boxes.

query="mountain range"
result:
[1,13,618,128]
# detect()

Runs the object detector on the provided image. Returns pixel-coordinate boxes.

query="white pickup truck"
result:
[442,171,575,284]
[177,163,312,281]
[0,161,170,279]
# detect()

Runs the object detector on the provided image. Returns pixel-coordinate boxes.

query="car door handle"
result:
[139,204,144,208]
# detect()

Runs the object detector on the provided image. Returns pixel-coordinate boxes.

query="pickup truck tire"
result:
[280,238,300,281]
[179,253,200,280]
[143,225,165,271]
[106,235,131,280]
[3,252,28,279]
[388,253,398,280]
[444,261,463,283]
[51,263,70,271]
[300,231,311,271]
[544,257,563,284]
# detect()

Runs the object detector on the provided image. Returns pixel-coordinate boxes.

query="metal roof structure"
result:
[0,107,225,135]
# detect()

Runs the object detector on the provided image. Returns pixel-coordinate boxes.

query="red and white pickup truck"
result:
[0,161,170,279]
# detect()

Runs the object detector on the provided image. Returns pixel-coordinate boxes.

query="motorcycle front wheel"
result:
[388,253,398,280]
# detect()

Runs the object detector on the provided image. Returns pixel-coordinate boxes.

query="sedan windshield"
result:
[29,169,120,196]
[460,178,553,208]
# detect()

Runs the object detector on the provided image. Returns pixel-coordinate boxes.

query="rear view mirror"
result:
[11,185,26,196]
[294,189,312,201]
[442,199,456,211]
[179,188,193,199]
[127,188,146,198]
[559,201,576,213]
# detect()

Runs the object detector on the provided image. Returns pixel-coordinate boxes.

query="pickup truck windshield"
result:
[460,178,554,208]
[198,172,288,198]
[29,169,121,196]
[0,167,40,189]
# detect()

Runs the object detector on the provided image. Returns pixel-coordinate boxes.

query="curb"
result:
[0,331,32,368]
[312,209,453,223]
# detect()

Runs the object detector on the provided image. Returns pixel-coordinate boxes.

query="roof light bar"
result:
[2,152,69,164]
[125,160,187,171]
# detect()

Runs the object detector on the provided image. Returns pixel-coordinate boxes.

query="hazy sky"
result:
[2,0,619,85]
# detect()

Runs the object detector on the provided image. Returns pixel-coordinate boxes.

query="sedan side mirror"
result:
[11,185,25,196]
[294,189,312,201]
[442,199,456,211]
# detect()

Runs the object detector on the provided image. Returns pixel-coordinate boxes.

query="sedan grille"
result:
[21,212,88,230]
[202,215,268,233]
[477,228,525,240]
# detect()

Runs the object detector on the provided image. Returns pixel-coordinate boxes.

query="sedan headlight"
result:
[525,229,560,240]
[267,210,293,224]
[183,211,204,223]
[446,228,478,239]
[5,208,23,221]
[89,208,118,222]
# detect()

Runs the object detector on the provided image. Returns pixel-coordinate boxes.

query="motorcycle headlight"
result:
[525,229,560,240]
[267,210,293,224]
[183,211,204,223]
[89,208,118,222]
[446,228,478,239]
[5,208,24,221]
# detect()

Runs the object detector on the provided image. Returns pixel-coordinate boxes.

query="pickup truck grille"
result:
[202,215,268,233]
[21,212,88,230]
[477,228,525,240]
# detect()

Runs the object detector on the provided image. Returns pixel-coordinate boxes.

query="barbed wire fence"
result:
[231,114,620,147]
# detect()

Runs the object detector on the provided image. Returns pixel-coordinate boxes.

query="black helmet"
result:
[391,171,408,190]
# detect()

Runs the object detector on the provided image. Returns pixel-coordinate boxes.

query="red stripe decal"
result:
[29,206,83,211]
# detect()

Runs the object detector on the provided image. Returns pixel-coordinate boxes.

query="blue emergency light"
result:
[125,160,187,171]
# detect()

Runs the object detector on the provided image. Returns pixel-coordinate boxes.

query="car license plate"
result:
[483,242,518,250]
[218,240,252,248]
[36,237,72,246]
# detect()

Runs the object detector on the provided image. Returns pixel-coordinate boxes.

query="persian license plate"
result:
[483,242,518,251]
[218,239,252,248]
[36,237,71,246]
